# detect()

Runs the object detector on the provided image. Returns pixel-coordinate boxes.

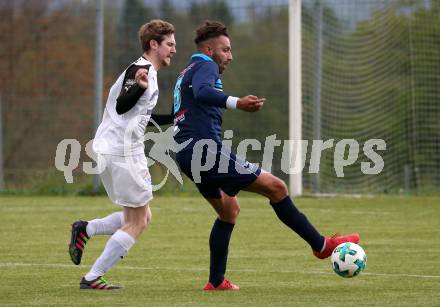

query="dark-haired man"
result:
[173,20,360,291]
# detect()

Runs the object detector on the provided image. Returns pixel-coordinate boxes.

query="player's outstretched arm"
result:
[147,98,174,127]
[236,95,266,112]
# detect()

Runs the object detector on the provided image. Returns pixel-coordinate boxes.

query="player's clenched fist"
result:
[237,95,266,112]
[135,68,149,89]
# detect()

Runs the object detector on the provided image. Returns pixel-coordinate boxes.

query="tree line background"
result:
[0,0,438,195]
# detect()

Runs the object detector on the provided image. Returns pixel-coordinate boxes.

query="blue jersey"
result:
[173,54,261,197]
[173,54,229,147]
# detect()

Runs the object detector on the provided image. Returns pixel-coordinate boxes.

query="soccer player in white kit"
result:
[68,20,176,290]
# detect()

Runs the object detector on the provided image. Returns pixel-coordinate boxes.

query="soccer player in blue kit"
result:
[173,20,360,291]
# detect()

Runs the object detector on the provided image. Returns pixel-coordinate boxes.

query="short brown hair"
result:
[194,20,228,45]
[139,19,175,52]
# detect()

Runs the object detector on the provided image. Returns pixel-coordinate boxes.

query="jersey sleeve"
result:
[191,61,228,108]
[115,64,150,115]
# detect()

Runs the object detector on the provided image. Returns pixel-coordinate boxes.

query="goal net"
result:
[299,0,440,195]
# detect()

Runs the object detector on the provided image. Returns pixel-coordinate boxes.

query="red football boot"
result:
[313,233,360,259]
[203,279,240,291]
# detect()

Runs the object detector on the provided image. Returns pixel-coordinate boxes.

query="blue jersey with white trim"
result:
[173,54,229,147]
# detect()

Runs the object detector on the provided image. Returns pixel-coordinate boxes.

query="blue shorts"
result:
[176,144,261,199]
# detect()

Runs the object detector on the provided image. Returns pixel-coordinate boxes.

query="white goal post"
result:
[289,0,303,196]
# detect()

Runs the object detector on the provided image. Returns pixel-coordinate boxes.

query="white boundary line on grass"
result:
[1,262,440,279]
[312,270,440,279]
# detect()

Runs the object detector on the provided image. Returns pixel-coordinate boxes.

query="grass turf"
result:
[0,195,439,306]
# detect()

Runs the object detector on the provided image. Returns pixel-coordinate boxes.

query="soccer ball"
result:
[331,242,367,278]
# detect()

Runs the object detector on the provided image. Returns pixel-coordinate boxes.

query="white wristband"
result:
[226,96,239,109]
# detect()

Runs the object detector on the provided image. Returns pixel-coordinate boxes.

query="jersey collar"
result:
[191,53,214,62]
[139,55,157,75]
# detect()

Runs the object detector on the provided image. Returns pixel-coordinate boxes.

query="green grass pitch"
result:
[1,195,439,306]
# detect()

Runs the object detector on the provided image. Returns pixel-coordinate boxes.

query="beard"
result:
[161,57,171,67]
[219,61,230,74]
[213,53,227,73]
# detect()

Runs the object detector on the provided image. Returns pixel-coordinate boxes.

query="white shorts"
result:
[98,154,153,207]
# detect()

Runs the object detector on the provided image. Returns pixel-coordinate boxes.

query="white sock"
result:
[84,230,135,281]
[86,212,124,237]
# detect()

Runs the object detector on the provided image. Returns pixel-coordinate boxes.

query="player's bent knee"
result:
[230,205,240,219]
[131,221,147,237]
[121,221,144,239]
[269,177,288,202]
[228,204,241,222]
[127,216,149,237]
[218,204,240,223]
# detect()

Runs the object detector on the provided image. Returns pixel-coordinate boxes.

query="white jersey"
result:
[93,57,159,156]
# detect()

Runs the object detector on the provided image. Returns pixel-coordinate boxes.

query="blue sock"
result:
[271,196,325,252]
[209,218,234,287]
